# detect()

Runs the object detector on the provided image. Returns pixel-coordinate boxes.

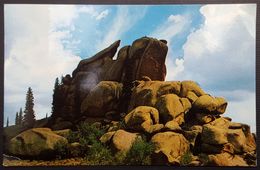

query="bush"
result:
[75,122,105,144]
[67,131,79,143]
[124,138,155,165]
[180,151,192,166]
[53,140,70,160]
[85,141,114,165]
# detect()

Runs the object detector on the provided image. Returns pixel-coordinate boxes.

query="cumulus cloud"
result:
[179,4,256,90]
[4,5,82,123]
[172,4,256,131]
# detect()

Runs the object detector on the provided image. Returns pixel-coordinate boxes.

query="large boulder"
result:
[124,106,164,133]
[193,95,227,114]
[179,81,206,98]
[226,128,256,154]
[201,119,256,155]
[111,130,140,152]
[208,152,248,166]
[127,37,168,81]
[201,124,228,145]
[81,81,123,117]
[151,132,190,165]
[128,81,181,111]
[155,94,191,123]
[8,128,67,158]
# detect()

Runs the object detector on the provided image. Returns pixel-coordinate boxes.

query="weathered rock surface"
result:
[128,81,181,111]
[208,152,248,166]
[151,132,190,165]
[80,81,123,117]
[111,130,140,152]
[156,94,189,123]
[8,128,67,158]
[124,106,164,133]
[193,95,227,114]
[179,81,206,98]
[51,37,168,122]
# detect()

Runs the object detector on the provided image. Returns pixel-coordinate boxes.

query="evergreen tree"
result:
[18,108,23,125]
[6,117,9,127]
[23,87,36,127]
[51,77,60,118]
[46,113,48,119]
[15,112,19,125]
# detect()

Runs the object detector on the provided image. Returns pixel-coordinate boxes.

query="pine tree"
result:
[23,87,36,127]
[15,112,19,125]
[51,77,60,118]
[18,108,23,125]
[6,117,9,127]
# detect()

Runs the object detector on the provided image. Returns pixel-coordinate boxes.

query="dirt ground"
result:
[3,157,88,166]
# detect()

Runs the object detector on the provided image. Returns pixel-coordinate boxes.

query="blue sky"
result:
[4,4,256,131]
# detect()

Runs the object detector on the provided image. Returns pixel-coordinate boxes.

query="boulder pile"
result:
[97,79,256,166]
[5,37,256,166]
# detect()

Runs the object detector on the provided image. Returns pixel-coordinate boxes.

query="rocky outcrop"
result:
[51,37,168,123]
[8,128,67,158]
[6,36,255,166]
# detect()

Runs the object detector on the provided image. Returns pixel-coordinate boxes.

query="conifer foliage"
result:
[51,77,61,118]
[18,108,23,125]
[23,87,35,127]
[15,112,19,125]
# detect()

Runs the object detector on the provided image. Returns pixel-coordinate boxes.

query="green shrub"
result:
[53,140,70,160]
[67,131,79,143]
[180,151,193,166]
[85,141,114,165]
[124,138,155,165]
[66,122,105,145]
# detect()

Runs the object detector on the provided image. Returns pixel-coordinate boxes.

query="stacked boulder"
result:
[50,37,168,125]
[5,37,256,166]
[98,79,256,166]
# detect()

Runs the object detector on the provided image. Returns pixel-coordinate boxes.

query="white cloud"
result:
[49,5,78,30]
[150,14,191,45]
[97,5,148,51]
[178,4,256,90]
[149,14,191,80]
[170,4,256,131]
[96,9,109,20]
[4,5,81,124]
[49,5,109,31]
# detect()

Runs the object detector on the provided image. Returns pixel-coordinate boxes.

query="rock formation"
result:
[5,37,256,166]
[51,37,168,124]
